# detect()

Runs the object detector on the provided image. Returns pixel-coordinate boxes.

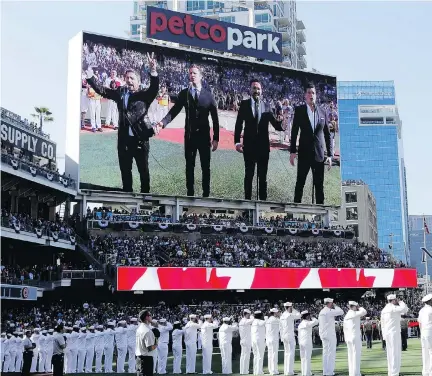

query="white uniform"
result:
[8,335,17,372]
[157,323,173,374]
[239,317,254,375]
[63,332,71,373]
[126,325,138,373]
[280,309,301,376]
[418,304,432,376]
[0,336,5,370]
[103,328,115,373]
[115,327,128,373]
[318,305,344,376]
[46,333,55,372]
[200,321,219,374]
[184,321,201,373]
[76,331,87,373]
[30,333,41,373]
[251,319,266,375]
[265,317,280,375]
[298,319,319,376]
[67,330,80,373]
[15,336,24,372]
[85,331,96,373]
[94,330,105,373]
[2,338,11,372]
[104,77,119,128]
[381,301,409,376]
[172,329,184,374]
[343,308,367,376]
[219,323,238,375]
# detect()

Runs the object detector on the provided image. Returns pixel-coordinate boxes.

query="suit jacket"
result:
[86,74,159,142]
[161,87,219,142]
[234,98,284,153]
[289,104,333,162]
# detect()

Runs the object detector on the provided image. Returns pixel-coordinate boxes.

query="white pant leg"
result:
[94,349,103,373]
[223,344,232,374]
[85,348,95,373]
[89,100,97,129]
[15,351,23,372]
[8,351,17,372]
[385,333,402,376]
[77,349,86,373]
[321,338,331,375]
[104,347,113,373]
[30,349,39,372]
[95,100,101,129]
[172,345,182,374]
[421,336,432,376]
[258,342,266,375]
[70,348,78,373]
[157,343,168,374]
[3,353,11,372]
[283,337,296,376]
[299,343,312,376]
[185,342,197,373]
[266,342,273,375]
[63,350,69,373]
[152,350,158,373]
[127,344,136,373]
[240,343,251,375]
[117,346,127,373]
[201,344,212,374]
[269,340,279,374]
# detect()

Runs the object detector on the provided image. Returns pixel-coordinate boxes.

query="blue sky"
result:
[1,1,431,214]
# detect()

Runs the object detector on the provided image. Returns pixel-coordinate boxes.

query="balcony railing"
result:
[1,153,76,189]
[61,270,104,279]
[254,4,273,13]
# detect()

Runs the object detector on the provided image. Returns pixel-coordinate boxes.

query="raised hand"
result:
[146,52,157,73]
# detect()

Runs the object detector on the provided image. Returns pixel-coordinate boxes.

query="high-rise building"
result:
[408,215,432,272]
[129,0,307,69]
[332,180,378,247]
[338,81,409,263]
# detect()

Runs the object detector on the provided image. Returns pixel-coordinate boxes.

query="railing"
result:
[61,270,104,279]
[1,277,55,288]
[1,217,74,242]
[1,153,76,189]
[254,4,273,13]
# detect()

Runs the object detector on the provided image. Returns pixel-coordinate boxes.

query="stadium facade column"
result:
[81,195,87,219]
[175,198,181,222]
[48,206,56,221]
[64,199,71,220]
[30,196,39,219]
[9,189,18,213]
[253,203,259,225]
[322,210,330,227]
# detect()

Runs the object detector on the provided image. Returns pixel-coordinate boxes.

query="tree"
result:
[31,107,54,132]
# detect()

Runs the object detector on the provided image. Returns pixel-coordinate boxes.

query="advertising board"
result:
[117,267,418,291]
[73,32,341,205]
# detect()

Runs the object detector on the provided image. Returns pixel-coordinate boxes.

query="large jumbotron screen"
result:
[69,32,341,205]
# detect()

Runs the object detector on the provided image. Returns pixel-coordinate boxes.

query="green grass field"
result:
[78,339,422,375]
[80,132,341,205]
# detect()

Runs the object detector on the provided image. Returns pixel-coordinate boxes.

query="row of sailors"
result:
[0,319,139,374]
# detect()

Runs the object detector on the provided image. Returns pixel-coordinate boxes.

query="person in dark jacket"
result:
[86,52,159,193]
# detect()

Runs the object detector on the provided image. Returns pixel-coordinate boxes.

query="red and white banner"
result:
[117,267,418,291]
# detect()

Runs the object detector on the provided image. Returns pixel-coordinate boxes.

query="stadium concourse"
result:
[1,107,427,376]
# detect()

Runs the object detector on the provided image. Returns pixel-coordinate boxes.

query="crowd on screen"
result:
[1,209,75,237]
[89,234,404,269]
[81,42,339,140]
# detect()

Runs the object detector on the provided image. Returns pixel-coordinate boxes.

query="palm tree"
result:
[31,107,54,132]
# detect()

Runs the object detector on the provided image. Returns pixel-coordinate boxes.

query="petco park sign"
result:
[147,7,282,62]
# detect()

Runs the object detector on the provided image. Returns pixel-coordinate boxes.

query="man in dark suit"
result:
[234,79,285,201]
[86,52,159,193]
[289,83,333,205]
[157,65,219,198]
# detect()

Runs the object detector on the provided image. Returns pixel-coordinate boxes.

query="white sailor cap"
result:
[7,333,12,337]
[131,318,138,322]
[48,329,54,333]
[254,310,261,315]
[151,319,158,324]
[365,317,370,320]
[10,324,15,328]
[324,298,334,303]
[107,322,115,326]
[42,330,47,334]
[159,319,167,323]
[284,302,293,307]
[89,326,95,330]
[348,301,358,306]
[243,309,251,314]
[270,308,279,313]
[174,321,181,325]
[203,314,212,319]
[301,310,309,315]
[222,317,231,322]
[422,293,432,303]
[189,314,197,319]
[97,325,104,329]
[387,294,397,300]
[75,321,81,325]
[33,328,40,332]
[1,333,5,336]
[13,331,18,335]
[119,320,126,325]
[80,327,86,332]
[73,325,80,329]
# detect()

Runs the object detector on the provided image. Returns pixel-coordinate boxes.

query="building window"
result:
[220,16,235,23]
[187,1,205,11]
[131,24,140,35]
[208,1,223,9]
[352,224,359,237]
[345,192,357,203]
[255,13,270,24]
[346,207,358,221]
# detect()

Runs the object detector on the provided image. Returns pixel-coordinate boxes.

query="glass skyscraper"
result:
[338,81,409,263]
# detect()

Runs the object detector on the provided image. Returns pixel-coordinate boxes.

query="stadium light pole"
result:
[421,246,431,294]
